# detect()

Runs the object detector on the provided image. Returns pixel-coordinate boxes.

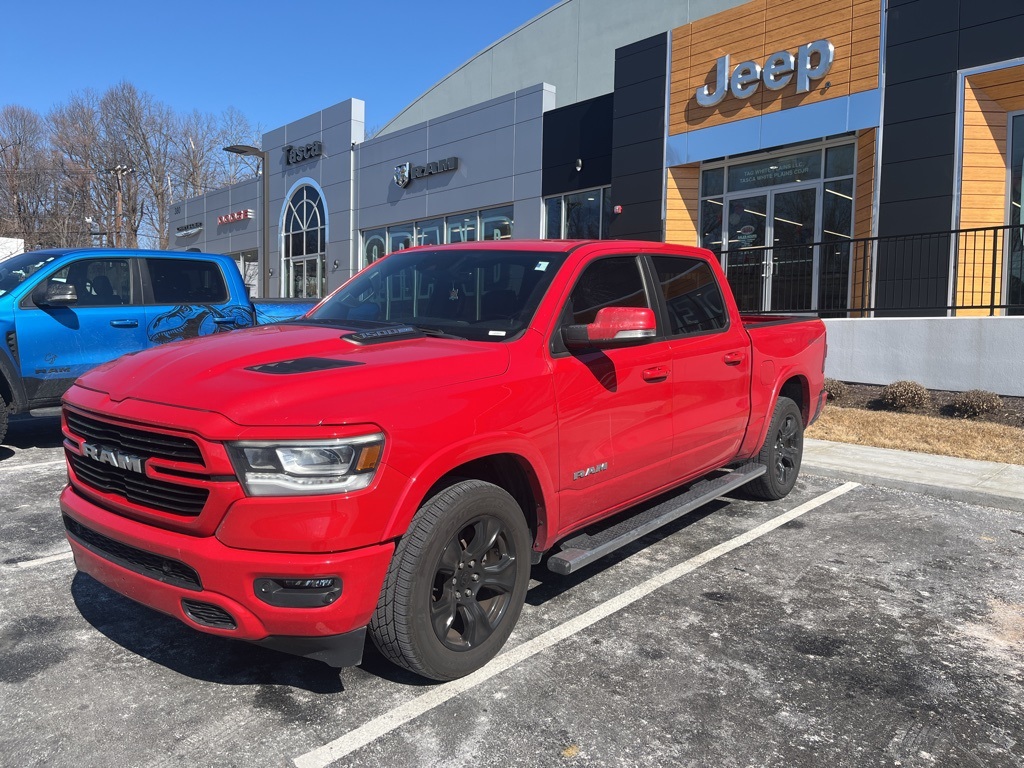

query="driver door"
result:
[550,255,674,531]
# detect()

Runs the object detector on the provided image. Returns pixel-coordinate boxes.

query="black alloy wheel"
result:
[747,396,804,500]
[369,479,532,681]
[429,516,520,651]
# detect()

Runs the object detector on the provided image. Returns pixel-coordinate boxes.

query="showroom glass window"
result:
[359,205,514,267]
[544,186,612,239]
[697,138,857,314]
[1009,112,1024,315]
[283,185,327,298]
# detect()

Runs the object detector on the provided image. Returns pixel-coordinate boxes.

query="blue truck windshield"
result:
[0,252,60,298]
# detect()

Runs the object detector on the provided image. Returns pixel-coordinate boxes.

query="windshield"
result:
[0,252,61,298]
[311,248,568,342]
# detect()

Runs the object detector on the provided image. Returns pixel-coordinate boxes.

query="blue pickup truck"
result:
[0,248,314,444]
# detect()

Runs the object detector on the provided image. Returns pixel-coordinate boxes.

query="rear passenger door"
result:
[650,254,751,475]
[142,257,251,346]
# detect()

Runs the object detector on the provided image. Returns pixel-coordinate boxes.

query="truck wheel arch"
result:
[384,446,554,552]
[778,375,809,423]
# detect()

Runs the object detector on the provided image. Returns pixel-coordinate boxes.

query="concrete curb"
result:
[802,438,1024,514]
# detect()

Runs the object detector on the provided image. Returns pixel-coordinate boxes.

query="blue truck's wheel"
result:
[369,479,531,681]
[747,396,803,500]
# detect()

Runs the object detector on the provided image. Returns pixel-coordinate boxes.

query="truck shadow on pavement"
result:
[71,572,347,693]
[1,413,64,458]
[525,498,732,605]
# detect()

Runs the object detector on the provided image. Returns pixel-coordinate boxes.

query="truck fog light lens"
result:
[254,576,342,608]
[228,434,384,496]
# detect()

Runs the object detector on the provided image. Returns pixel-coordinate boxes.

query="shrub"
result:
[950,389,1002,419]
[823,378,847,402]
[881,380,930,410]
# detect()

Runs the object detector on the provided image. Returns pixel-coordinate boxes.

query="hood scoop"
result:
[246,357,364,375]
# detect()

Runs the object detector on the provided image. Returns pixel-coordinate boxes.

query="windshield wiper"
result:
[411,325,467,340]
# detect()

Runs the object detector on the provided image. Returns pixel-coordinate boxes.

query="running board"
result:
[547,463,767,575]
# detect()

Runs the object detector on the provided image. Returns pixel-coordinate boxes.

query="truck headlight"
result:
[227,434,384,496]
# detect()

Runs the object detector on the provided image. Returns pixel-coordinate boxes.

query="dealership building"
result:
[169,0,1024,331]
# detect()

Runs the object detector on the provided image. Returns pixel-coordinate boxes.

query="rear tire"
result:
[369,479,532,681]
[747,396,803,500]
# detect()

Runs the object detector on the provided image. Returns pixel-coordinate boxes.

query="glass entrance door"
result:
[723,195,767,312]
[723,186,818,312]
[770,187,817,311]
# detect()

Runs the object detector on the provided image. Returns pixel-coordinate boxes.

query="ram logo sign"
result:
[81,441,145,474]
[573,462,608,481]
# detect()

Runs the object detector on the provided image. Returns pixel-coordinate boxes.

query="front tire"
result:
[369,479,532,681]
[747,396,804,500]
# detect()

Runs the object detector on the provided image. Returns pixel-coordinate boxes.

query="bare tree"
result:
[2,83,260,250]
[0,105,50,247]
[49,92,106,246]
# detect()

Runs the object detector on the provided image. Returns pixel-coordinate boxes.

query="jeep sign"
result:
[695,39,835,108]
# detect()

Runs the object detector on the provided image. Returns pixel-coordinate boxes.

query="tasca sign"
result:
[695,39,835,108]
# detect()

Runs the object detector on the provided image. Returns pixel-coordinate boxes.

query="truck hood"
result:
[74,323,511,427]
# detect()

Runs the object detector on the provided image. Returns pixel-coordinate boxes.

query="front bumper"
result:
[61,484,394,668]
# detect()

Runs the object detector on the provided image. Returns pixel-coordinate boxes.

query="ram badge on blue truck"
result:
[0,248,313,444]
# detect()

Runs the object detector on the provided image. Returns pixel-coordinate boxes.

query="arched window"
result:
[282,184,327,298]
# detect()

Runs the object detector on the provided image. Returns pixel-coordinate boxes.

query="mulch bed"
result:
[829,383,1024,429]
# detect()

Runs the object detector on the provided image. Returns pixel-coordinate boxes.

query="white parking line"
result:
[292,481,860,768]
[14,548,73,569]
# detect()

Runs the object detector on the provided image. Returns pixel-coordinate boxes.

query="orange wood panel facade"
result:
[669,0,881,135]
[665,165,700,247]
[957,64,1024,314]
[851,127,876,312]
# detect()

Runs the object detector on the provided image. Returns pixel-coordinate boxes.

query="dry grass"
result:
[807,405,1024,466]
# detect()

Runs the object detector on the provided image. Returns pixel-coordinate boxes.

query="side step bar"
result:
[547,462,767,575]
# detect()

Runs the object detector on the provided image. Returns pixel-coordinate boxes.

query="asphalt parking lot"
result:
[1,412,1022,767]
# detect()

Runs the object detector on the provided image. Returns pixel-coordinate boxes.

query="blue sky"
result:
[1,0,556,134]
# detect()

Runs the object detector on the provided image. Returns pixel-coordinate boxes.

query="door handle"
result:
[212,317,237,325]
[109,319,139,328]
[642,366,669,382]
[724,352,745,366]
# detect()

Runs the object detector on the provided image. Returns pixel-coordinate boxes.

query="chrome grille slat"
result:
[68,453,208,516]
[65,411,203,463]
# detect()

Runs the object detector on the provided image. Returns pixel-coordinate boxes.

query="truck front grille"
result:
[67,452,209,516]
[63,515,202,591]
[65,411,204,464]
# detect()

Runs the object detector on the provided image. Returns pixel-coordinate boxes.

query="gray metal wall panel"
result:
[382,0,748,134]
[285,113,322,143]
[513,116,544,176]
[425,178,516,218]
[427,99,516,148]
[357,127,429,170]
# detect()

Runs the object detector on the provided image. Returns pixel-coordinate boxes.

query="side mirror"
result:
[563,307,657,350]
[32,281,78,307]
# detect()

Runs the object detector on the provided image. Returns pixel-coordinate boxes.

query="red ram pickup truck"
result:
[59,240,826,681]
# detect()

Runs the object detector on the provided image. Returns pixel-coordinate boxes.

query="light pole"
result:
[224,144,270,298]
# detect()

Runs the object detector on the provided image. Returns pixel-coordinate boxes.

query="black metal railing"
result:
[719,224,1024,317]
